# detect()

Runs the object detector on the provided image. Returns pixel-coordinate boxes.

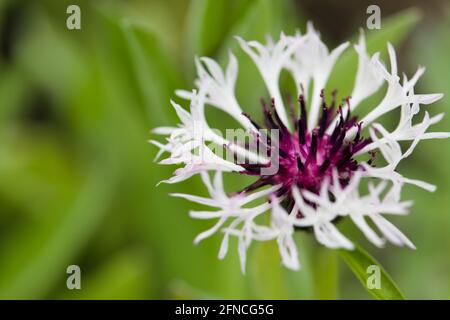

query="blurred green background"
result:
[0,0,448,299]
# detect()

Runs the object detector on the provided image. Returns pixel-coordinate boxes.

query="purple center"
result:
[239,91,372,213]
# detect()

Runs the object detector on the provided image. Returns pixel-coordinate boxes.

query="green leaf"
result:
[312,247,338,299]
[184,0,265,58]
[283,234,314,299]
[216,0,293,116]
[185,0,229,57]
[60,250,152,299]
[167,280,219,300]
[249,241,290,299]
[0,67,27,125]
[0,156,118,299]
[94,9,249,300]
[249,234,315,299]
[120,19,182,125]
[337,245,405,300]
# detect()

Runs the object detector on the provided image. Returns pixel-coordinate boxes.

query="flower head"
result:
[152,25,449,272]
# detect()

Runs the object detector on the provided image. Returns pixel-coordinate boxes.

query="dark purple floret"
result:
[239,91,372,209]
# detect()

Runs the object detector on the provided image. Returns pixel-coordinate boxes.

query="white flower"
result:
[356,91,450,154]
[350,30,385,108]
[235,33,304,128]
[360,122,437,191]
[302,171,415,249]
[250,196,300,271]
[171,171,280,273]
[176,53,255,130]
[285,23,349,130]
[152,23,449,272]
[356,43,442,130]
[300,23,349,131]
[292,182,354,250]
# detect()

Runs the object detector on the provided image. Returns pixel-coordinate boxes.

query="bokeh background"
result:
[0,0,448,299]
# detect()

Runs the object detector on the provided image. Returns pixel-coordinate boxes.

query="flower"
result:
[151,24,449,273]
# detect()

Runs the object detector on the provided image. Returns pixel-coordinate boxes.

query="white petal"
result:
[314,221,354,250]
[387,42,398,76]
[200,57,226,84]
[370,214,416,249]
[152,126,177,135]
[193,216,228,244]
[218,232,230,260]
[170,100,192,125]
[169,193,219,207]
[238,236,248,274]
[240,184,281,205]
[416,93,443,104]
[175,89,194,100]
[189,210,230,219]
[350,30,384,108]
[277,235,300,270]
[225,51,238,87]
[350,214,386,248]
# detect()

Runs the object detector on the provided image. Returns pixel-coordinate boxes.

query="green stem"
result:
[312,246,338,299]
